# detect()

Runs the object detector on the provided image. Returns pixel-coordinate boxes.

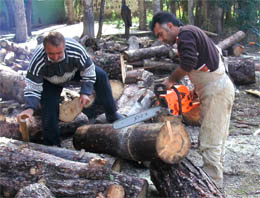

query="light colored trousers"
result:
[189,54,235,188]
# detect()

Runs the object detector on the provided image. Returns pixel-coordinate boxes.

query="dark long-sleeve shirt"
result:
[24,38,96,110]
[177,25,219,72]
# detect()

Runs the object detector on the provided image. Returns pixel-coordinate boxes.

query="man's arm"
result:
[165,66,189,89]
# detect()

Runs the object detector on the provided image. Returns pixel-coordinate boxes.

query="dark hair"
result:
[150,11,184,31]
[43,31,65,47]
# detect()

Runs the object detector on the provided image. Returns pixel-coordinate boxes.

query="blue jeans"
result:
[41,66,117,146]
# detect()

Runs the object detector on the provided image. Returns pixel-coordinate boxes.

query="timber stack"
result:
[0,30,251,197]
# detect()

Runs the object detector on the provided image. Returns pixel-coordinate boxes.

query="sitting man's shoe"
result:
[106,112,125,123]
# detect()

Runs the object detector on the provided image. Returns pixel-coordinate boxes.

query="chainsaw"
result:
[113,84,199,129]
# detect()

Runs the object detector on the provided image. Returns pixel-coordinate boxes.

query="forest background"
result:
[1,0,260,43]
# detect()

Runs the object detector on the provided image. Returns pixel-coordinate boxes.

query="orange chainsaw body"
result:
[158,85,198,115]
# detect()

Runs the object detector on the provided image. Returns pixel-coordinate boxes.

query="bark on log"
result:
[0,114,88,141]
[73,119,191,164]
[0,137,120,171]
[143,59,179,72]
[0,137,148,198]
[15,183,55,198]
[93,51,122,80]
[123,45,175,62]
[228,57,256,85]
[150,158,224,198]
[0,65,26,103]
[217,30,246,50]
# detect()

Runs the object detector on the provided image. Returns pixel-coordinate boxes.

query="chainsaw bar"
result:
[112,106,161,129]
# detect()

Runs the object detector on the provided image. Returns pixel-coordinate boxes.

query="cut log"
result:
[107,184,125,198]
[0,65,26,103]
[123,45,174,62]
[150,158,224,197]
[15,183,55,198]
[228,57,256,85]
[0,137,148,198]
[217,30,246,50]
[73,119,191,164]
[227,44,245,56]
[1,137,120,171]
[4,51,15,66]
[93,51,122,80]
[0,48,7,62]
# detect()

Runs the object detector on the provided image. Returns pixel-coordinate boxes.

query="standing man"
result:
[151,12,234,189]
[17,31,123,147]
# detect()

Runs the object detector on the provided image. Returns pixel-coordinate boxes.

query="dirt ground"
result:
[1,22,260,197]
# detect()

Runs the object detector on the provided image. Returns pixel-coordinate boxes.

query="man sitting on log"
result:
[151,12,235,190]
[17,31,123,147]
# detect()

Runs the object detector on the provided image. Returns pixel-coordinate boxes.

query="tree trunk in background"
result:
[201,0,208,30]
[96,0,105,39]
[208,2,223,34]
[169,0,176,15]
[65,0,75,24]
[14,0,28,43]
[194,0,203,27]
[82,0,95,38]
[188,0,195,25]
[138,0,147,30]
[25,0,32,36]
[4,0,15,29]
[153,0,161,14]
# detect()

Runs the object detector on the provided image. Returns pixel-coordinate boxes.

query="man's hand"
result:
[17,108,34,123]
[164,77,174,90]
[80,94,91,108]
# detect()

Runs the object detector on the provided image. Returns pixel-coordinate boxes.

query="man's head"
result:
[151,12,184,45]
[43,32,65,63]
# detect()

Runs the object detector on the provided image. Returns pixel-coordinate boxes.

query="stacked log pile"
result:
[0,30,252,197]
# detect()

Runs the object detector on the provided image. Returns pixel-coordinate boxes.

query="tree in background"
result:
[14,0,28,43]
[82,0,95,38]
[25,0,32,36]
[138,0,147,30]
[65,0,75,24]
[96,0,105,39]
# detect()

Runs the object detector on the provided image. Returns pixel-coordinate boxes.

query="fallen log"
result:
[73,119,191,164]
[217,30,246,50]
[15,183,55,198]
[143,59,179,72]
[122,45,175,62]
[0,137,148,198]
[0,114,88,141]
[228,57,256,85]
[150,158,224,197]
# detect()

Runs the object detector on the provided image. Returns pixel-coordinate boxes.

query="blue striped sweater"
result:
[24,38,96,110]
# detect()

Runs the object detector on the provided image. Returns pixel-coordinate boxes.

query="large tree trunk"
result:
[0,137,148,198]
[14,0,28,43]
[65,0,75,24]
[150,158,224,197]
[73,120,191,164]
[81,0,95,38]
[217,31,246,50]
[96,0,105,39]
[25,0,32,36]
[138,0,147,30]
[188,0,195,25]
